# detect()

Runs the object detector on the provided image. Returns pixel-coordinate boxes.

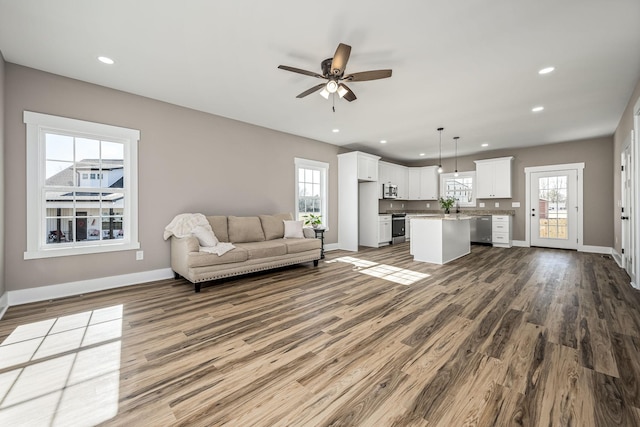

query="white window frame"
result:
[440,171,476,207]
[294,158,329,229]
[23,111,140,259]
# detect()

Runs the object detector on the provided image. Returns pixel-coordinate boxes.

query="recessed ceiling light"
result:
[532,106,544,112]
[419,153,425,156]
[380,140,387,144]
[481,143,489,147]
[97,56,115,65]
[538,66,555,75]
[332,129,340,133]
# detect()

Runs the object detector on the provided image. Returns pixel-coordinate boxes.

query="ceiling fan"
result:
[278,43,392,103]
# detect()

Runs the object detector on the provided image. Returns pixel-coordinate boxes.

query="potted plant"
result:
[303,213,323,228]
[439,197,456,215]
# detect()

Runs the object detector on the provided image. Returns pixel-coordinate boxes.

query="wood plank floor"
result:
[1,244,640,426]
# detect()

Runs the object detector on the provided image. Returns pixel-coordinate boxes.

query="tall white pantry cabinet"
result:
[338,151,381,251]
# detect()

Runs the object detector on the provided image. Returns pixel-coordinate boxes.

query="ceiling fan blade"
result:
[296,83,326,98]
[344,69,393,82]
[339,83,357,102]
[278,65,324,79]
[330,43,351,76]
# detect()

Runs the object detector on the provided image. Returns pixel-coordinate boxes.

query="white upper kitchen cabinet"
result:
[357,152,379,181]
[408,168,421,200]
[408,166,439,200]
[394,165,409,199]
[419,166,439,200]
[378,161,409,199]
[378,161,392,199]
[474,157,514,199]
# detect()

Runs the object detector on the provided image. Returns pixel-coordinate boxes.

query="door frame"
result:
[633,97,640,289]
[524,163,584,249]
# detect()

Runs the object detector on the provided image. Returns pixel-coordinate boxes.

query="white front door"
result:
[530,170,578,249]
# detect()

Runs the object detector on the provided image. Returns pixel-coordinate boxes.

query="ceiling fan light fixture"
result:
[319,88,330,99]
[337,85,348,98]
[326,80,338,94]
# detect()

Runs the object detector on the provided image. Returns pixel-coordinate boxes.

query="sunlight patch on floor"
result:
[0,305,123,426]
[327,256,430,285]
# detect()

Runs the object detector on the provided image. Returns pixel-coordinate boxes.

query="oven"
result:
[392,213,406,244]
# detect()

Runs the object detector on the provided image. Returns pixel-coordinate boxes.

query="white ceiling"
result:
[1,0,639,162]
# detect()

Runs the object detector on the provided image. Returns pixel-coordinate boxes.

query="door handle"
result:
[621,216,629,220]
[532,214,536,217]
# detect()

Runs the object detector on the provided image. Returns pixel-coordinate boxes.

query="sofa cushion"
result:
[278,238,321,254]
[283,220,305,239]
[228,216,266,243]
[234,241,287,259]
[207,216,229,242]
[188,247,248,268]
[259,213,293,240]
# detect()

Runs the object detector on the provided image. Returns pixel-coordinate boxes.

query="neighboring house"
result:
[45,159,124,243]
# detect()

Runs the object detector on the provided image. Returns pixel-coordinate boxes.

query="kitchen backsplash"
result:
[378,199,516,215]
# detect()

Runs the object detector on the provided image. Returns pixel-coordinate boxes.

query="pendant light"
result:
[453,136,460,177]
[437,127,444,173]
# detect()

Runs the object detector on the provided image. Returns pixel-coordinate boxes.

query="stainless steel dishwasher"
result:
[470,215,492,244]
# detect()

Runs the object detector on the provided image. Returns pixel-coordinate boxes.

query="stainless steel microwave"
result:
[383,183,398,199]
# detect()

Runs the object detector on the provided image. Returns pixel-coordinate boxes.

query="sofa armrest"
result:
[171,236,199,278]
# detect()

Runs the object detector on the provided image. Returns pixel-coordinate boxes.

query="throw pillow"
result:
[192,225,219,247]
[283,220,304,239]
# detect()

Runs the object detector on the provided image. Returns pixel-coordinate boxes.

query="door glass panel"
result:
[538,175,568,240]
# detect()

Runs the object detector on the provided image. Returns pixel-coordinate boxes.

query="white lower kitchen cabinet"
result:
[379,215,392,246]
[492,215,512,248]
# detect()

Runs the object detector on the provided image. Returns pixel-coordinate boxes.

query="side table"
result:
[313,227,326,259]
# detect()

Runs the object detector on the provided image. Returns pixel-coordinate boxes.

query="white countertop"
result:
[410,215,473,221]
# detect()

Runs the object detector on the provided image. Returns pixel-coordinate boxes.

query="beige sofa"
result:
[171,213,322,292]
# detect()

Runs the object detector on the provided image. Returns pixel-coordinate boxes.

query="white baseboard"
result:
[0,292,8,320]
[7,268,174,307]
[611,249,623,268]
[512,240,529,247]
[579,245,613,255]
[324,243,340,252]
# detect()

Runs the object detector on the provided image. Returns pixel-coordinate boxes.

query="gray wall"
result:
[0,52,5,304]
[4,64,340,292]
[379,136,614,247]
[613,76,640,254]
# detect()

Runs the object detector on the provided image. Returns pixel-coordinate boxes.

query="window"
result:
[440,171,476,207]
[24,111,140,259]
[295,158,328,228]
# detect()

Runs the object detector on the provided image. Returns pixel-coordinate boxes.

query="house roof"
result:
[46,159,123,187]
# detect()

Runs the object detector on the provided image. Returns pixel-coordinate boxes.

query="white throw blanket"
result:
[164,213,235,256]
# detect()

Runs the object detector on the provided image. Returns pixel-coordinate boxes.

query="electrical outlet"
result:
[479,202,485,208]
[495,202,500,207]
[136,250,144,261]
[390,203,393,208]
[426,203,430,208]
[401,203,404,208]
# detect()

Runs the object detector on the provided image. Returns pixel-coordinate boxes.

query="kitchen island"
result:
[410,216,472,264]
